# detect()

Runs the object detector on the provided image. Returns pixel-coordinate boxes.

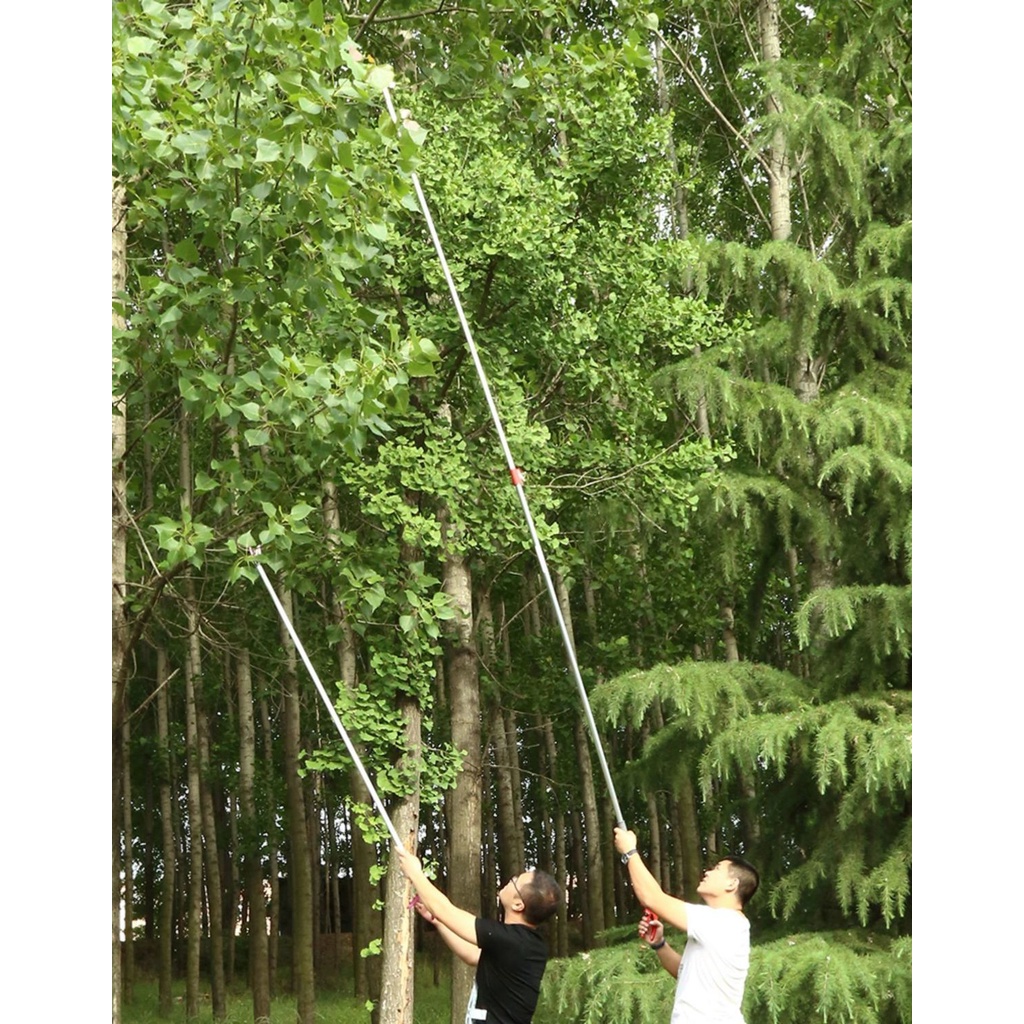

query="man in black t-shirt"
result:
[398,847,562,1024]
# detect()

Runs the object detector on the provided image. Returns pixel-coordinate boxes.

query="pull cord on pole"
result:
[253,554,407,851]
[382,86,626,829]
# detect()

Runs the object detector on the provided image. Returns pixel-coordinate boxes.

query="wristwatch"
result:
[621,847,638,864]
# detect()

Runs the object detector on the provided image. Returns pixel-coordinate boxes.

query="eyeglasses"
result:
[508,874,523,900]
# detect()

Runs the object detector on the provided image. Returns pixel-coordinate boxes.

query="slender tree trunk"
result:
[122,716,134,1003]
[540,717,569,957]
[504,708,524,855]
[182,582,205,1020]
[643,735,663,886]
[759,0,792,248]
[178,405,227,1018]
[156,649,176,1017]
[112,175,128,1024]
[278,586,316,1024]
[307,770,321,973]
[322,477,381,1002]
[259,695,281,994]
[489,700,522,882]
[568,810,586,941]
[143,714,156,945]
[554,570,606,943]
[237,648,271,1022]
[225,792,239,987]
[442,529,482,1024]
[481,755,497,918]
[720,599,741,662]
[572,717,605,943]
[378,697,422,1024]
[196,680,227,1020]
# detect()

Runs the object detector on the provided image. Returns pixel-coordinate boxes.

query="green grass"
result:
[120,969,453,1024]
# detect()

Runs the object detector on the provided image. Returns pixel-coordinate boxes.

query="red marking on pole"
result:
[510,467,524,486]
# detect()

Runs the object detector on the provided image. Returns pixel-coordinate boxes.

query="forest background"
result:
[10,1,1017,1022]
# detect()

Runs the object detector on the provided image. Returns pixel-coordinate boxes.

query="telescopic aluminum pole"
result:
[381,86,626,828]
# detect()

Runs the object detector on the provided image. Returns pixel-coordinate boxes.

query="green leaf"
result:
[366,65,394,92]
[296,141,318,169]
[126,36,158,57]
[245,427,270,446]
[173,239,200,262]
[255,138,282,163]
[171,130,212,156]
[158,305,183,328]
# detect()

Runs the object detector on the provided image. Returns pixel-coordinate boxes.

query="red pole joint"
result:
[510,467,524,486]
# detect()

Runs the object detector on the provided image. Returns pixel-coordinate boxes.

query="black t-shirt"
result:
[472,918,548,1024]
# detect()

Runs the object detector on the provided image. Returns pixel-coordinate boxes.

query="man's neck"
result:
[702,894,744,913]
[504,910,536,928]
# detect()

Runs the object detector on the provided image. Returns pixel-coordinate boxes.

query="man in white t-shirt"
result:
[613,827,759,1023]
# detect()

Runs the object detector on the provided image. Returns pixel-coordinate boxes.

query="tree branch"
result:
[654,28,777,185]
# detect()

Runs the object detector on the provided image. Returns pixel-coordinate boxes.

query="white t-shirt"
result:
[670,903,750,1023]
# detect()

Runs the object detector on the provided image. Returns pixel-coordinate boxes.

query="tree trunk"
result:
[540,717,569,957]
[112,174,128,1024]
[259,695,281,994]
[554,570,606,943]
[225,792,239,987]
[196,676,227,1019]
[759,0,792,248]
[378,697,422,1024]
[306,770,321,973]
[237,648,271,1022]
[442,533,482,1024]
[572,717,605,943]
[122,716,134,1003]
[322,477,381,1002]
[568,810,587,941]
[156,649,176,1017]
[278,585,316,1024]
[504,708,525,855]
[489,700,522,882]
[675,768,703,902]
[182,582,205,1021]
[720,599,741,663]
[177,404,227,1017]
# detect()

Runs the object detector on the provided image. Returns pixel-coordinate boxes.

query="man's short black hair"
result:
[521,870,562,926]
[721,856,760,907]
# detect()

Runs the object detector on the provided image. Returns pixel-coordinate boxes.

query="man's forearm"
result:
[626,853,662,908]
[431,916,481,966]
[655,941,682,978]
[401,857,478,945]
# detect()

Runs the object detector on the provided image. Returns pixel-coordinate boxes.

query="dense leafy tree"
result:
[113,3,910,1023]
